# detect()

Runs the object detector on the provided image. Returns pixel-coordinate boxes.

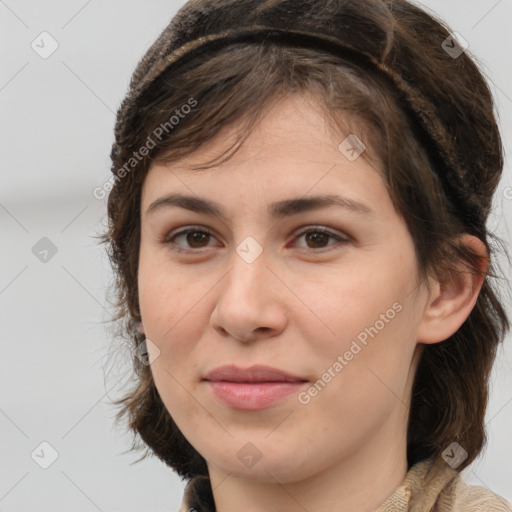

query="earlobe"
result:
[138,322,145,335]
[416,235,489,345]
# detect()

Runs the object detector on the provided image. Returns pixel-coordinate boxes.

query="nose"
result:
[210,248,288,343]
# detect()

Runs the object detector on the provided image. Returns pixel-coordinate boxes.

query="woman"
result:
[101,0,512,510]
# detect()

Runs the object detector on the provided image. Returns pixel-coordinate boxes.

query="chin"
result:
[201,438,326,484]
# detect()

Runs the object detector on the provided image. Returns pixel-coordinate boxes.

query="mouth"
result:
[203,365,309,410]
[204,364,307,383]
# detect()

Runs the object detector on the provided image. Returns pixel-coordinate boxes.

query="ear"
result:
[416,235,489,344]
[138,323,145,335]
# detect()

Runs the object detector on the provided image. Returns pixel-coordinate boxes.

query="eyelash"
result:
[162,225,350,254]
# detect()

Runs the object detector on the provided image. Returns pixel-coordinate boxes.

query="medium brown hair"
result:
[100,0,510,480]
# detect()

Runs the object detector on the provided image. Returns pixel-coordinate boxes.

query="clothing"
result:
[178,457,512,511]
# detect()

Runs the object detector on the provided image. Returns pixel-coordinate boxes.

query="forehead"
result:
[141,94,386,216]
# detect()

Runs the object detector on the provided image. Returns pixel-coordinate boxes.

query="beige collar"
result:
[179,457,511,512]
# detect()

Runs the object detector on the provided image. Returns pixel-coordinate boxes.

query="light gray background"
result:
[1,1,511,510]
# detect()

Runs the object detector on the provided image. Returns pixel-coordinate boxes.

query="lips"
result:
[203,365,308,410]
[204,364,306,383]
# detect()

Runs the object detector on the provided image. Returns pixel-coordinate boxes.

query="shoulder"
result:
[378,457,512,512]
[438,473,512,512]
[411,457,512,512]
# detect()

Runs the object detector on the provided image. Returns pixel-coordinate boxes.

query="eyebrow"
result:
[145,193,374,220]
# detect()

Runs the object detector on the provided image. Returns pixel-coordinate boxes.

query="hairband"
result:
[113,1,499,238]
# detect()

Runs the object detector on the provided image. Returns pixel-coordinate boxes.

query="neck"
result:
[208,413,409,512]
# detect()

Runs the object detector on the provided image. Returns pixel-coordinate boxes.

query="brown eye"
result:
[304,231,331,248]
[165,227,218,252]
[185,231,211,248]
[293,227,349,251]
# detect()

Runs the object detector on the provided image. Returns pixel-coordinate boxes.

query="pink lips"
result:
[204,365,308,410]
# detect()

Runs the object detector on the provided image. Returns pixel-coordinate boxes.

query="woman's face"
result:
[138,94,430,483]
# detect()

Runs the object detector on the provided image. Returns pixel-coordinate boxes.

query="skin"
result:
[138,93,487,512]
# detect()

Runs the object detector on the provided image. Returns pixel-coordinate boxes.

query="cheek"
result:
[303,247,418,357]
[139,242,193,323]
[310,258,420,405]
[138,249,187,359]
[138,258,208,429]
[138,277,203,361]
[138,251,229,381]
[296,250,421,422]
